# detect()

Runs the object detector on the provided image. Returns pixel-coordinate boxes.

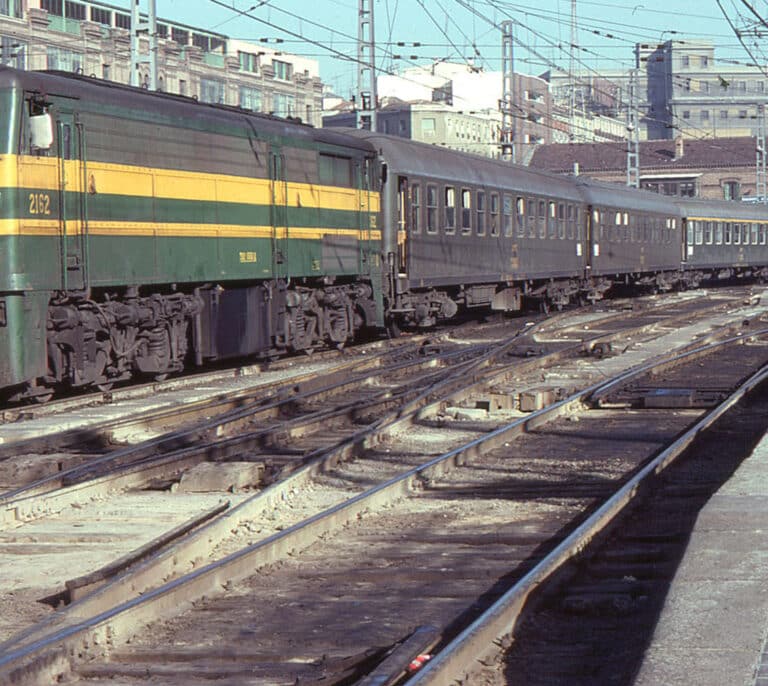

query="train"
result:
[0,66,766,402]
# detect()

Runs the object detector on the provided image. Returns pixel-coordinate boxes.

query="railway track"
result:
[0,287,766,684]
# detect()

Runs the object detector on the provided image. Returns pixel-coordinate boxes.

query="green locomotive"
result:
[0,68,382,402]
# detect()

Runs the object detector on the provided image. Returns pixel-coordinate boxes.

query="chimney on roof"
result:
[674,135,684,160]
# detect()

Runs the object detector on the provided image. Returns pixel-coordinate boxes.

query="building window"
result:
[46,46,82,72]
[0,35,25,69]
[720,110,728,119]
[65,1,85,20]
[739,109,748,118]
[682,110,690,119]
[701,55,709,68]
[171,27,189,45]
[273,60,293,81]
[114,12,130,29]
[0,0,22,18]
[682,55,689,67]
[680,181,696,197]
[239,51,260,73]
[102,63,110,80]
[421,118,435,137]
[40,0,62,16]
[178,79,186,96]
[723,180,740,201]
[272,92,294,117]
[200,78,225,104]
[700,110,710,121]
[90,7,111,25]
[239,85,261,111]
[193,34,211,51]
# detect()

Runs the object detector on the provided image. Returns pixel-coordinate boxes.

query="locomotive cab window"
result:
[318,153,353,187]
[24,99,54,154]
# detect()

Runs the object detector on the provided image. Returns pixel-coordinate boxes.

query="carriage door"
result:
[683,218,693,263]
[56,112,88,291]
[584,205,595,275]
[269,148,289,279]
[396,176,408,276]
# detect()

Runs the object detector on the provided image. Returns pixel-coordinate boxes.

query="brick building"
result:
[529,136,761,202]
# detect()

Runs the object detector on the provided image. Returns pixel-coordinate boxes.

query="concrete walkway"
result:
[633,431,768,686]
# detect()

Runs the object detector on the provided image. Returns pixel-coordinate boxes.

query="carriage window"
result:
[538,200,546,239]
[566,204,575,239]
[548,201,557,238]
[751,224,758,244]
[476,191,486,236]
[687,222,695,245]
[515,196,524,237]
[411,183,421,234]
[490,193,500,237]
[734,223,741,244]
[503,194,514,237]
[557,203,566,239]
[461,188,472,235]
[426,184,438,234]
[527,197,536,238]
[715,222,723,244]
[724,222,732,244]
[444,186,456,234]
[694,221,703,245]
[760,224,767,244]
[704,221,713,244]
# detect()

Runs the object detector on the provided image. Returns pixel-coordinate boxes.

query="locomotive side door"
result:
[56,111,88,292]
[269,147,288,279]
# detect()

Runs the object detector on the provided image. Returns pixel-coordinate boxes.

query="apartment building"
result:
[0,1,324,125]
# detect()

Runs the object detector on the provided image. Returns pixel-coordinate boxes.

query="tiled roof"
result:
[529,136,757,173]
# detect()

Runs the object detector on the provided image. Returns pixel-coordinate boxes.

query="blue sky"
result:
[150,1,767,94]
